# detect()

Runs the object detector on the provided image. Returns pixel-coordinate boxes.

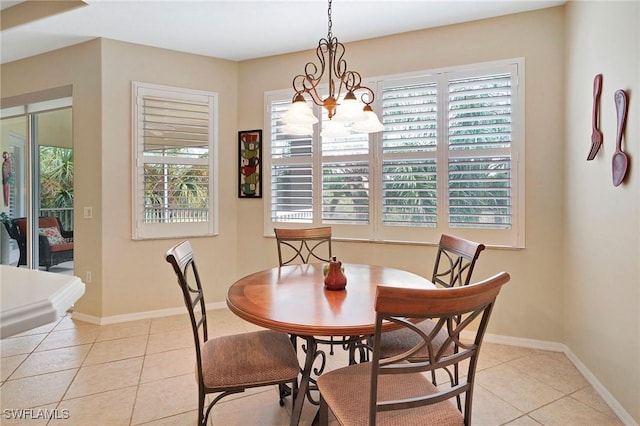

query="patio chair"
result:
[4,216,73,270]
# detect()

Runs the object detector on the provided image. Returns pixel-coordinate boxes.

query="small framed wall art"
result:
[238,129,262,198]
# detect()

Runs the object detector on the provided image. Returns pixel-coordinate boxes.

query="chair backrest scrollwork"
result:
[274,227,332,266]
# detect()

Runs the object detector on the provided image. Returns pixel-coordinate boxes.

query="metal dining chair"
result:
[377,234,486,361]
[165,240,300,426]
[274,226,343,355]
[370,234,486,393]
[274,226,333,266]
[318,271,510,426]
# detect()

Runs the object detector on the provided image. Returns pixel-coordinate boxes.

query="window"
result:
[264,59,524,247]
[132,82,218,240]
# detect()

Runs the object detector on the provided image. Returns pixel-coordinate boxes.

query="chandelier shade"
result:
[283,123,314,136]
[282,0,383,136]
[320,119,350,138]
[351,105,385,133]
[330,91,367,123]
[282,95,319,125]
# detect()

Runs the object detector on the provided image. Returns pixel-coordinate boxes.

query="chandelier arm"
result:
[291,42,326,107]
[315,38,329,81]
[306,87,325,107]
[332,41,347,79]
[291,74,324,107]
[353,80,376,107]
[332,38,348,101]
[343,71,361,92]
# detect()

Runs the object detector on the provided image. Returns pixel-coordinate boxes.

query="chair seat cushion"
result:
[39,226,66,245]
[201,329,299,389]
[379,318,453,360]
[317,362,463,426]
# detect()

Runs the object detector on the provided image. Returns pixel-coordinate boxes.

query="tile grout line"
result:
[2,314,62,383]
[128,322,153,426]
[50,313,93,426]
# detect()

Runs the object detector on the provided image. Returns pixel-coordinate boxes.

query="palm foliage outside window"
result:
[40,146,73,210]
[265,59,524,247]
[39,146,74,230]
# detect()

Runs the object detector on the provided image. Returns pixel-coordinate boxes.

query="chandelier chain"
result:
[327,0,333,39]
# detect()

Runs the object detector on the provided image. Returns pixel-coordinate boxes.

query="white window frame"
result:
[132,82,219,240]
[264,58,524,248]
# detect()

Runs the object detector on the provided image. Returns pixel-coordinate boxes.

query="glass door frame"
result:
[1,90,72,270]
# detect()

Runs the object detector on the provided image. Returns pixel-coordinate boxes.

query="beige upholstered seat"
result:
[317,272,510,426]
[165,240,300,426]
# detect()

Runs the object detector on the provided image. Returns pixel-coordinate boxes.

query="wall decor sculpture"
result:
[238,129,262,198]
[587,73,603,160]
[612,89,629,187]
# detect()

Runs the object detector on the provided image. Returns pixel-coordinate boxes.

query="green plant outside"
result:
[39,146,74,210]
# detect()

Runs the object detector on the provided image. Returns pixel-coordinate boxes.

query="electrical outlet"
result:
[86,271,92,283]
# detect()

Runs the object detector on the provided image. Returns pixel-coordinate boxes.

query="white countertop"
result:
[0,266,86,338]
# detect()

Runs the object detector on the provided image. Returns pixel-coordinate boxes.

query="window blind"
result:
[381,80,437,227]
[132,82,217,239]
[264,59,523,247]
[447,73,512,229]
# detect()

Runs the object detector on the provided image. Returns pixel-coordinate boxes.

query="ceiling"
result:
[1,0,565,65]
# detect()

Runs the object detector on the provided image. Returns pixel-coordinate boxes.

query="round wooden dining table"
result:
[226,262,434,426]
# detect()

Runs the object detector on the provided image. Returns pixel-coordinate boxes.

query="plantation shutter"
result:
[381,79,438,227]
[321,117,370,225]
[270,100,314,223]
[447,72,513,229]
[132,82,217,239]
[265,59,523,246]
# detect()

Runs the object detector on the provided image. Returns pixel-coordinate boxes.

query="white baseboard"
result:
[476,332,636,426]
[562,349,637,426]
[73,308,636,425]
[71,301,227,325]
[481,332,566,352]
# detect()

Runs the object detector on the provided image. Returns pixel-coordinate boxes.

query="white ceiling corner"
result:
[1,0,566,64]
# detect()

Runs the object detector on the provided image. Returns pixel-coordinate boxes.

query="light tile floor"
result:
[0,309,624,426]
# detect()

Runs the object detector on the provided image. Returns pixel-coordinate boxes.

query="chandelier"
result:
[282,0,384,137]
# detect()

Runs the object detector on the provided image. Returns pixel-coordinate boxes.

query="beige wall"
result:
[237,7,567,343]
[564,1,640,422]
[99,39,239,316]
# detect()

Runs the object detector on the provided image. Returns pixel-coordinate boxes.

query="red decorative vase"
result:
[324,256,347,291]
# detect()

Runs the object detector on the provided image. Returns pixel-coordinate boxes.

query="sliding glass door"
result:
[0,98,73,271]
[1,115,27,266]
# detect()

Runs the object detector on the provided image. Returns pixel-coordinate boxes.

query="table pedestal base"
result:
[290,335,369,426]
